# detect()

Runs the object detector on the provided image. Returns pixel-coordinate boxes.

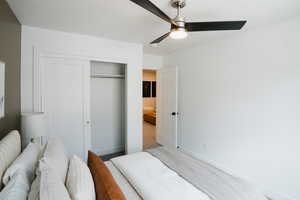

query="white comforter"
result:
[111,152,211,200]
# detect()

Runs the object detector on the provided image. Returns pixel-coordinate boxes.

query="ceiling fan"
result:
[129,0,247,45]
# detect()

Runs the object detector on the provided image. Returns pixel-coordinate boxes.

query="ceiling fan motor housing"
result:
[172,15,185,30]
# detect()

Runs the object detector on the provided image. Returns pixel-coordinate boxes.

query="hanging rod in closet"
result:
[91,73,125,79]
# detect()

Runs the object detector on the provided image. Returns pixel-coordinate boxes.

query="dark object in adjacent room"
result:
[143,81,151,97]
[152,81,156,97]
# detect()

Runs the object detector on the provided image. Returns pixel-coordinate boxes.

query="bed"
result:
[0,131,278,200]
[143,111,156,125]
[103,147,270,200]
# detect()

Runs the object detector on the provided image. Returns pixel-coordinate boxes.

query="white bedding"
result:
[147,147,268,200]
[3,142,41,186]
[105,161,141,200]
[111,152,211,200]
[0,173,30,200]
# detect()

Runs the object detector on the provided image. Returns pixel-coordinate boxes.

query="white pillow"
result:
[66,156,95,200]
[27,144,47,200]
[40,162,71,200]
[27,173,41,200]
[3,142,41,185]
[0,130,21,188]
[0,172,30,200]
[28,138,68,200]
[41,137,69,182]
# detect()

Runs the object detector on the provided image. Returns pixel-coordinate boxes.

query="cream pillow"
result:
[66,156,95,200]
[41,138,69,183]
[3,142,41,185]
[40,162,71,200]
[27,144,47,200]
[28,138,68,200]
[41,137,69,182]
[0,172,30,200]
[0,130,21,188]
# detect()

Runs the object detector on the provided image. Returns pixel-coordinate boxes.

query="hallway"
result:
[143,121,159,150]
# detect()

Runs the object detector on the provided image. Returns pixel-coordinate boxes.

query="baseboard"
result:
[178,146,295,200]
[92,145,125,156]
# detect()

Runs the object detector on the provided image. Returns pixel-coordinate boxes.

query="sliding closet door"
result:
[41,57,90,160]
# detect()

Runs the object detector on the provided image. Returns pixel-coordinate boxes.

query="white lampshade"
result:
[21,112,46,149]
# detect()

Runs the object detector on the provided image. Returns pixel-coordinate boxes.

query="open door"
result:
[157,67,178,148]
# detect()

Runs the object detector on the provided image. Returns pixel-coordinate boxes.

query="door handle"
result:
[171,112,178,116]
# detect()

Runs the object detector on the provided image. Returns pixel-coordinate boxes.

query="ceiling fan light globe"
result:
[170,28,188,40]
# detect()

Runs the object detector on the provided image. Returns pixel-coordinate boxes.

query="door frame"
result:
[156,67,179,148]
[33,47,130,159]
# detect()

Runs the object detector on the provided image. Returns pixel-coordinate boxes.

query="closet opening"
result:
[143,70,159,149]
[90,61,126,160]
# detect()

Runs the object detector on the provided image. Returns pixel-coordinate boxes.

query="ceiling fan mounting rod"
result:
[171,0,186,28]
[176,5,181,17]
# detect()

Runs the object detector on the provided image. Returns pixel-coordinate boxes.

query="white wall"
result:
[164,17,300,199]
[21,25,143,154]
[143,54,163,70]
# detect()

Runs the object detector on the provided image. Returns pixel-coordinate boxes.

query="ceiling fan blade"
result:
[186,21,247,32]
[130,0,176,26]
[150,32,171,44]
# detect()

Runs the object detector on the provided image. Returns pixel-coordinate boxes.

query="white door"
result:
[41,57,90,160]
[157,67,178,148]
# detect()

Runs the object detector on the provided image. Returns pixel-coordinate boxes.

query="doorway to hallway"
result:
[142,70,159,149]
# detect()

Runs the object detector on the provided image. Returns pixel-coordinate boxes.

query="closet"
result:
[90,61,126,156]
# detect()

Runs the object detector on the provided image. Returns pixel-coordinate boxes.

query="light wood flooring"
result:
[143,121,160,150]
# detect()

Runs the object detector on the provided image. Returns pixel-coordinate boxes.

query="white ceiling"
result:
[7,0,300,55]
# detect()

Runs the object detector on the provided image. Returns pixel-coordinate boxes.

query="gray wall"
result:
[0,0,21,139]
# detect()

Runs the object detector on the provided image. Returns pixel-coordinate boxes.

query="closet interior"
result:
[90,61,126,156]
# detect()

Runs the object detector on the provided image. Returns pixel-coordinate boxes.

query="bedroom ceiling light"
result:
[130,0,247,45]
[170,27,188,40]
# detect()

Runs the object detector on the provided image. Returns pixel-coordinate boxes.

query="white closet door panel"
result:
[91,78,124,155]
[42,57,89,159]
